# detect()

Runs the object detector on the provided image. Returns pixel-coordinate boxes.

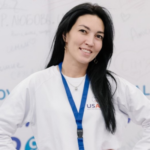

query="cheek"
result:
[68,36,81,48]
[95,42,103,53]
[75,36,84,46]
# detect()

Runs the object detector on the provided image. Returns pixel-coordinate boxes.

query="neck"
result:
[60,59,88,78]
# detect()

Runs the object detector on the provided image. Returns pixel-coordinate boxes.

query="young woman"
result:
[0,3,150,150]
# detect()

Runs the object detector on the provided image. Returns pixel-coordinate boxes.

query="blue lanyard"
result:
[58,62,90,150]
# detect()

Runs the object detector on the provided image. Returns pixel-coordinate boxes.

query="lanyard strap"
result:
[58,62,90,150]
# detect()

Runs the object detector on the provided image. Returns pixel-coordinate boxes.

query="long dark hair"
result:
[46,3,117,133]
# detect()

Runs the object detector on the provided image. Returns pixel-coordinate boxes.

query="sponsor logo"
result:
[128,118,131,123]
[87,103,100,109]
[87,97,100,110]
[26,122,30,127]
[25,136,37,150]
[136,85,150,96]
[0,89,10,100]
[11,137,21,150]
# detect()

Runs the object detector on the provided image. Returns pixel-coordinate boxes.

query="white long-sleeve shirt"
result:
[0,65,150,150]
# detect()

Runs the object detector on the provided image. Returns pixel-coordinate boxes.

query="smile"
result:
[79,48,92,54]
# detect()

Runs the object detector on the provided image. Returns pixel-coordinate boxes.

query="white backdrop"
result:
[0,0,150,150]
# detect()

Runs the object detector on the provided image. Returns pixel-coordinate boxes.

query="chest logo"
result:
[86,97,100,110]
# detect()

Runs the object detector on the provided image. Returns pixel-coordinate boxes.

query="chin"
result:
[78,60,91,65]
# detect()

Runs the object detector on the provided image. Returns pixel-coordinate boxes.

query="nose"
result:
[85,34,94,47]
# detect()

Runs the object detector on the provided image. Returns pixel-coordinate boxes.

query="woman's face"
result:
[64,14,104,65]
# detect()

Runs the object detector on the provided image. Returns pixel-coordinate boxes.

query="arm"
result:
[0,77,34,150]
[116,77,150,150]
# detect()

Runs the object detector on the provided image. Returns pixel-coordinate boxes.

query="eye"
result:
[79,29,87,34]
[96,34,103,40]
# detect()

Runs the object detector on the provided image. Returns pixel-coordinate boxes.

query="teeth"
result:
[81,49,91,53]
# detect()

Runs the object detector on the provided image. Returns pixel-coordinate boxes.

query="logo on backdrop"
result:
[0,89,10,100]
[26,122,30,127]
[11,137,21,150]
[136,85,150,96]
[25,136,37,150]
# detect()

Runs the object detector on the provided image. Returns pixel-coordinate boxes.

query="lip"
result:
[79,47,92,53]
[79,47,92,57]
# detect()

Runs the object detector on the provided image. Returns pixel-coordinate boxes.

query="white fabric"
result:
[0,65,150,150]
[63,74,85,112]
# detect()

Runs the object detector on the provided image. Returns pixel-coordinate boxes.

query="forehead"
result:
[73,14,104,31]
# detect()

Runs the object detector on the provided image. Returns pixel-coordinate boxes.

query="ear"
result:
[62,34,66,42]
[62,33,68,43]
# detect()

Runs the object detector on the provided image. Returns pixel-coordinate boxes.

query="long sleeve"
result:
[0,76,34,150]
[115,77,150,150]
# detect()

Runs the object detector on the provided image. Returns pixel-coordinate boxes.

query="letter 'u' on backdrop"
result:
[0,0,150,149]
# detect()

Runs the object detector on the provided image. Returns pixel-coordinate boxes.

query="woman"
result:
[0,3,150,150]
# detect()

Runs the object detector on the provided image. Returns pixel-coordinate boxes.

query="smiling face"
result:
[63,14,105,66]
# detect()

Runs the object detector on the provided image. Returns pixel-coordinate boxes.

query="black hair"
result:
[46,3,117,133]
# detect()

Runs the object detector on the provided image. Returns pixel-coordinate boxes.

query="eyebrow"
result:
[79,25,104,34]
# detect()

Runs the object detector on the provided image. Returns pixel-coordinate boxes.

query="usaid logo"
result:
[25,136,37,150]
[87,97,100,110]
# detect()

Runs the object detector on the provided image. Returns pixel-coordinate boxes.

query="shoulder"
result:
[11,65,60,92]
[28,65,59,83]
[107,73,137,94]
[107,73,148,114]
[106,72,141,107]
